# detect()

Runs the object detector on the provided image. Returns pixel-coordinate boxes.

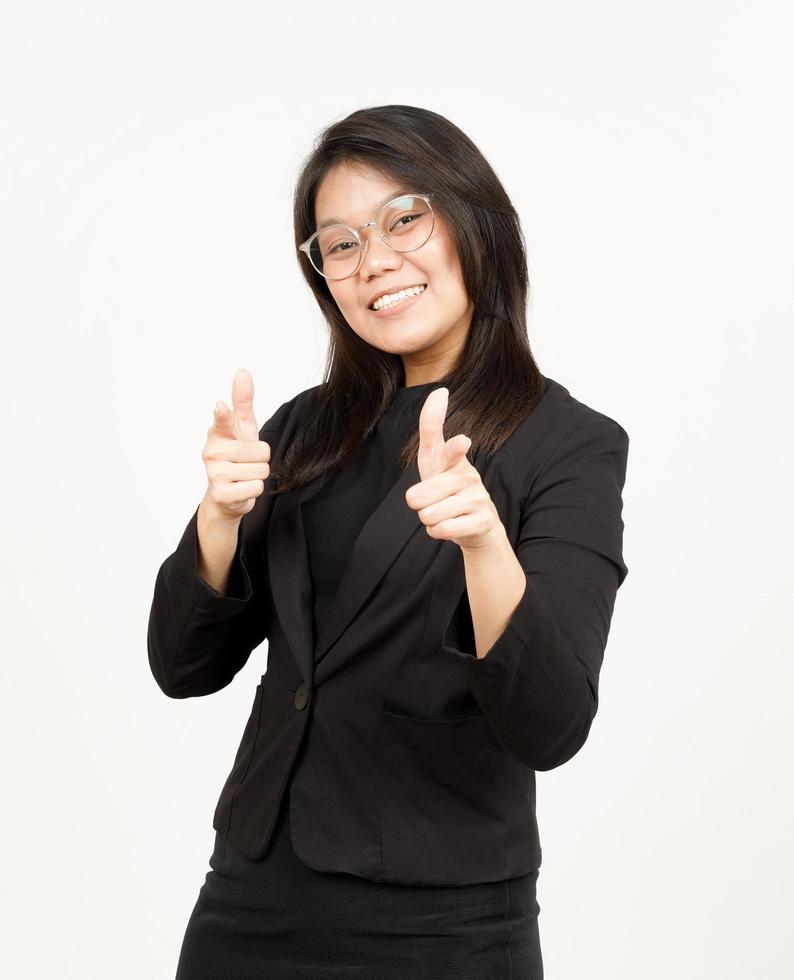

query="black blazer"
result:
[147,375,629,886]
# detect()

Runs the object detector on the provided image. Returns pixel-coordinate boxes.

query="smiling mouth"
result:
[369,284,427,312]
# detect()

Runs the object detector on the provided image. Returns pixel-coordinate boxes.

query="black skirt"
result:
[175,793,543,979]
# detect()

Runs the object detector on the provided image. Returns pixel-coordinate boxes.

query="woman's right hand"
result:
[201,368,271,521]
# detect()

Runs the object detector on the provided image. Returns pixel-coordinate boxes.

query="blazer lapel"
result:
[311,447,495,682]
[313,457,423,669]
[265,465,331,687]
[266,456,425,687]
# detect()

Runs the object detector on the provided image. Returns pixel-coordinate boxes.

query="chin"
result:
[370,322,438,351]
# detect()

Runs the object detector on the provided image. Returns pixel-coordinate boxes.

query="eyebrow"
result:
[315,189,413,231]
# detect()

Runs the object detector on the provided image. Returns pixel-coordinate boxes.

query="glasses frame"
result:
[298,192,435,281]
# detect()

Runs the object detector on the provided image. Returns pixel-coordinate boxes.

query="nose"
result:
[357,225,402,280]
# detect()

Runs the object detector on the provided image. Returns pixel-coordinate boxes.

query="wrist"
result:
[199,494,243,530]
[460,520,509,559]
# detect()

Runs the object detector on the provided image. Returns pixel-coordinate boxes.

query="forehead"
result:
[314,164,409,230]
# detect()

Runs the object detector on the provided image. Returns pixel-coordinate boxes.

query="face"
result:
[313,162,474,385]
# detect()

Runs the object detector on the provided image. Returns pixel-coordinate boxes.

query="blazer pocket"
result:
[377,709,512,882]
[379,709,495,750]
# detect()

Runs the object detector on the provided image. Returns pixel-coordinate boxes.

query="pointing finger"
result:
[212,400,235,436]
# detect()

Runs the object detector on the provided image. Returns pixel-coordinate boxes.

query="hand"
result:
[201,368,271,522]
[404,387,504,551]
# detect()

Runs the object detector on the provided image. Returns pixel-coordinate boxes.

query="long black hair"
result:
[270,104,543,496]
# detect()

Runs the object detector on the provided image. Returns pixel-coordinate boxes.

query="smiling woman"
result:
[152,103,629,980]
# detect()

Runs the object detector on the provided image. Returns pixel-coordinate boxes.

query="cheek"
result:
[427,262,468,306]
[424,237,464,287]
[330,286,357,315]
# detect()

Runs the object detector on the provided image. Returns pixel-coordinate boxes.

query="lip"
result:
[368,285,428,318]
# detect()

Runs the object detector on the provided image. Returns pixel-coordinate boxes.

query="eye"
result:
[389,213,421,234]
[327,241,356,255]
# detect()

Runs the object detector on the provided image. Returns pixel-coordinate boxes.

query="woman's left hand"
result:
[404,387,505,552]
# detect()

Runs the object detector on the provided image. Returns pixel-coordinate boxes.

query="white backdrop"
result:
[1,2,792,977]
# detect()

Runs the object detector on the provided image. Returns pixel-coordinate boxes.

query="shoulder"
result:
[258,383,324,439]
[534,374,629,442]
[501,375,630,502]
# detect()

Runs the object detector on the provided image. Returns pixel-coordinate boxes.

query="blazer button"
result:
[293,682,309,710]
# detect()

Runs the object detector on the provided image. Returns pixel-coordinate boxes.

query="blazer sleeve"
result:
[440,413,630,771]
[146,414,285,700]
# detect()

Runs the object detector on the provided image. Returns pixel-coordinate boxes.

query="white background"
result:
[1,2,792,977]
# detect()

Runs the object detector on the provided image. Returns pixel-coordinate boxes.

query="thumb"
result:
[416,387,453,480]
[230,368,260,440]
[417,387,448,455]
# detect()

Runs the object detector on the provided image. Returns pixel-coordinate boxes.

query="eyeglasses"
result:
[298,192,435,281]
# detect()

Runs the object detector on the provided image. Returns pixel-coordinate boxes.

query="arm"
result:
[147,494,263,699]
[146,407,286,699]
[196,494,246,595]
[458,526,527,661]
[441,414,630,771]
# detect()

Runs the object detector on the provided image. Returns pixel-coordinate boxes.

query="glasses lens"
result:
[310,224,362,280]
[307,195,434,280]
[378,195,433,252]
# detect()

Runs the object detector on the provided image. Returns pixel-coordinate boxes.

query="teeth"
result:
[371,284,426,311]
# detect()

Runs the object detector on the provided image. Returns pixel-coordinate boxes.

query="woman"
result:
[148,104,630,979]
